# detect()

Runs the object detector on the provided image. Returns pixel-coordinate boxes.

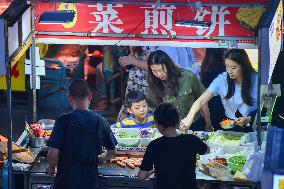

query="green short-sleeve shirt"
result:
[147,69,206,122]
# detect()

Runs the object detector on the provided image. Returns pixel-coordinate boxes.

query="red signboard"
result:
[76,0,269,4]
[0,0,13,15]
[35,2,266,48]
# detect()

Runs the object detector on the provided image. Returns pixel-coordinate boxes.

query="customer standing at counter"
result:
[138,103,209,189]
[147,50,212,131]
[46,79,117,189]
[180,49,258,132]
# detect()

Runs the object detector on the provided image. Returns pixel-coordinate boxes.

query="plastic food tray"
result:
[206,131,249,146]
[112,128,160,148]
[202,163,233,181]
[198,154,233,181]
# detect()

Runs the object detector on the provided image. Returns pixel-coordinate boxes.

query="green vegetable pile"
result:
[228,155,246,172]
[229,156,246,164]
[129,134,139,138]
[118,131,129,138]
[207,133,242,145]
[118,131,139,138]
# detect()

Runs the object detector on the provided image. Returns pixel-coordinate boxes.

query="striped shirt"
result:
[112,114,156,128]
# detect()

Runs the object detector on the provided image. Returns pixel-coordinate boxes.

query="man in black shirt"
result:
[46,79,117,189]
[138,103,209,189]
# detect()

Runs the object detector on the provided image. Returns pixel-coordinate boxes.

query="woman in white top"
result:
[180,49,258,132]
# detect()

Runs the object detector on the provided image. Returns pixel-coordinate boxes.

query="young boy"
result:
[112,90,156,128]
[46,79,117,189]
[138,103,209,189]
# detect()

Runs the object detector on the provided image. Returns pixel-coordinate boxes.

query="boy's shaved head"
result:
[154,103,179,128]
[68,79,90,99]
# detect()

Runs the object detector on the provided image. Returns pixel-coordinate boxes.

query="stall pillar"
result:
[4,18,13,189]
[31,0,37,122]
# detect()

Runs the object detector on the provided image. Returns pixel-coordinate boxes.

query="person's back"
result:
[138,103,208,189]
[53,110,105,189]
[47,79,117,189]
[146,134,207,189]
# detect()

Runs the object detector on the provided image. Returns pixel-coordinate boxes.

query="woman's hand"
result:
[179,116,192,132]
[234,117,250,127]
[205,125,214,132]
[119,56,136,67]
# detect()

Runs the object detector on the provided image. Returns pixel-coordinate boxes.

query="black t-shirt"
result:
[140,134,208,189]
[47,109,117,189]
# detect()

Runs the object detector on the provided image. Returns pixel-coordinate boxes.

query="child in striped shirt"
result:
[112,90,156,128]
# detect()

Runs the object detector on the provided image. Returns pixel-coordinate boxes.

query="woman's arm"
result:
[180,90,214,131]
[200,103,213,131]
[119,56,148,70]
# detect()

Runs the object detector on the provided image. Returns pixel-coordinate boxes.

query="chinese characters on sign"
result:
[87,4,231,36]
[141,5,176,35]
[194,6,230,36]
[88,3,124,33]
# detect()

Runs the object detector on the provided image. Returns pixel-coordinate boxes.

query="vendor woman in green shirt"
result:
[147,50,212,131]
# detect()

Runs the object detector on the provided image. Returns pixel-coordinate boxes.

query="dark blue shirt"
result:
[47,109,117,189]
[140,134,208,189]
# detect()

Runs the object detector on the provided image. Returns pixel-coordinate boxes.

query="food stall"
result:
[11,125,263,189]
[1,0,283,188]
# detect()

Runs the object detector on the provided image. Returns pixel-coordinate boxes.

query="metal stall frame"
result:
[0,1,32,189]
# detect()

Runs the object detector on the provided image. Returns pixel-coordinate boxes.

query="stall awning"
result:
[35,1,268,48]
[36,0,270,5]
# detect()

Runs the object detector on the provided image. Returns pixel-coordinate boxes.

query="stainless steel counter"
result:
[12,131,261,189]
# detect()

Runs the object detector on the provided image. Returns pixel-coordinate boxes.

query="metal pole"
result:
[4,19,13,189]
[257,28,262,146]
[31,0,37,122]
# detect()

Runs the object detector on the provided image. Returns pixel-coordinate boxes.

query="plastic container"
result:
[217,145,245,155]
[207,131,246,146]
[29,137,46,148]
[113,128,140,138]
[140,138,152,147]
[38,119,55,130]
[113,128,160,147]
[116,138,140,147]
[202,162,232,181]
